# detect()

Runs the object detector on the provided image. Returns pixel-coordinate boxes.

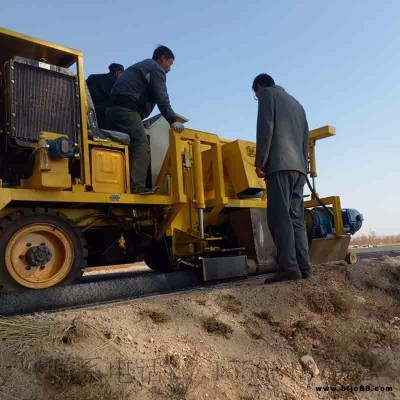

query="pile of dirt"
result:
[0,256,399,400]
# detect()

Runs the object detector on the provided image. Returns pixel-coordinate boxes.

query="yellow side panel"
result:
[91,148,125,193]
[40,171,71,189]
[21,157,71,190]
[222,140,265,194]
[201,148,235,200]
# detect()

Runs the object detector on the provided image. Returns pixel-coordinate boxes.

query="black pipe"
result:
[305,175,334,217]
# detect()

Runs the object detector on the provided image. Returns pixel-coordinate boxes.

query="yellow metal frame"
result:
[0,125,345,238]
[308,125,335,180]
[0,27,81,67]
[77,55,91,186]
[154,129,267,237]
[305,126,345,237]
[0,188,172,207]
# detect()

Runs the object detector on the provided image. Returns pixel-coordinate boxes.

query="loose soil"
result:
[0,256,399,400]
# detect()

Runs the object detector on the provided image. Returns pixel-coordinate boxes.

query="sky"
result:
[1,0,399,235]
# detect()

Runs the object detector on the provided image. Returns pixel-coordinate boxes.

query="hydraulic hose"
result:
[305,175,334,217]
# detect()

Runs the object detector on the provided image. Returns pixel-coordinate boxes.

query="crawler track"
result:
[1,250,398,316]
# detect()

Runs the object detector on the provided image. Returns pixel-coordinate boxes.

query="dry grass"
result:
[253,310,272,321]
[324,321,400,373]
[33,354,128,400]
[357,350,386,372]
[270,318,323,355]
[305,290,335,314]
[351,233,400,246]
[165,352,183,369]
[292,319,321,340]
[0,316,101,351]
[305,289,354,315]
[216,294,242,314]
[202,316,233,337]
[169,373,202,400]
[240,318,265,340]
[382,264,400,283]
[0,316,122,400]
[330,292,354,315]
[61,319,95,345]
[356,349,399,379]
[165,353,203,399]
[33,354,104,387]
[356,323,400,349]
[320,320,400,384]
[352,262,400,298]
[253,310,280,326]
[139,309,171,324]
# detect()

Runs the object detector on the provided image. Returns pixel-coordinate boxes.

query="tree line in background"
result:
[351,230,400,246]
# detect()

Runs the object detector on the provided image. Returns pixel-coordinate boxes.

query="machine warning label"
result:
[38,61,51,70]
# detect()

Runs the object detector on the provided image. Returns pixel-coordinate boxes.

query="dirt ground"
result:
[0,256,399,400]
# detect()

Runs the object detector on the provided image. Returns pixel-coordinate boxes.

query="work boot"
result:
[300,266,313,279]
[132,187,154,195]
[264,269,302,284]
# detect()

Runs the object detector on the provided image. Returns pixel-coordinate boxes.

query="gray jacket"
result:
[110,59,176,124]
[255,86,309,176]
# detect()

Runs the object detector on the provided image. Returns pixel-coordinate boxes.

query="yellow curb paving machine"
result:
[0,27,363,292]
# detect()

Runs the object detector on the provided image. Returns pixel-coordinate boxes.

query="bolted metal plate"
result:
[202,255,248,282]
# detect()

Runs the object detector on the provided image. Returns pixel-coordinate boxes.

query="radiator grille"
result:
[10,59,80,145]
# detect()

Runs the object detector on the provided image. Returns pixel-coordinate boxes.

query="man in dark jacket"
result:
[252,73,312,284]
[86,63,124,129]
[106,46,184,195]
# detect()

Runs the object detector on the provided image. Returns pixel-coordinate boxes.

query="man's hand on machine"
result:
[255,167,265,179]
[171,121,185,133]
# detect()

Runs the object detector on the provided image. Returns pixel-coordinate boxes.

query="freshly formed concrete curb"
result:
[0,269,204,316]
[1,251,396,316]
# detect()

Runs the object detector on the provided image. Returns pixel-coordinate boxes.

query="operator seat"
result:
[85,84,130,145]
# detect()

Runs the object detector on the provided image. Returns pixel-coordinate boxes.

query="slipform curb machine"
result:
[0,27,363,295]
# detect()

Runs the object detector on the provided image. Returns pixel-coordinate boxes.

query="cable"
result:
[305,175,334,217]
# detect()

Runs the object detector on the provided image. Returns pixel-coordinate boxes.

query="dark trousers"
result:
[106,106,150,191]
[94,106,107,129]
[266,170,311,274]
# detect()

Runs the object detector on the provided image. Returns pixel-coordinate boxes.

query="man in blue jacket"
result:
[106,46,184,194]
[253,73,312,283]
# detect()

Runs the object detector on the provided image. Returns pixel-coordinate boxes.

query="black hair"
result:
[108,63,124,73]
[152,46,175,61]
[252,74,275,91]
